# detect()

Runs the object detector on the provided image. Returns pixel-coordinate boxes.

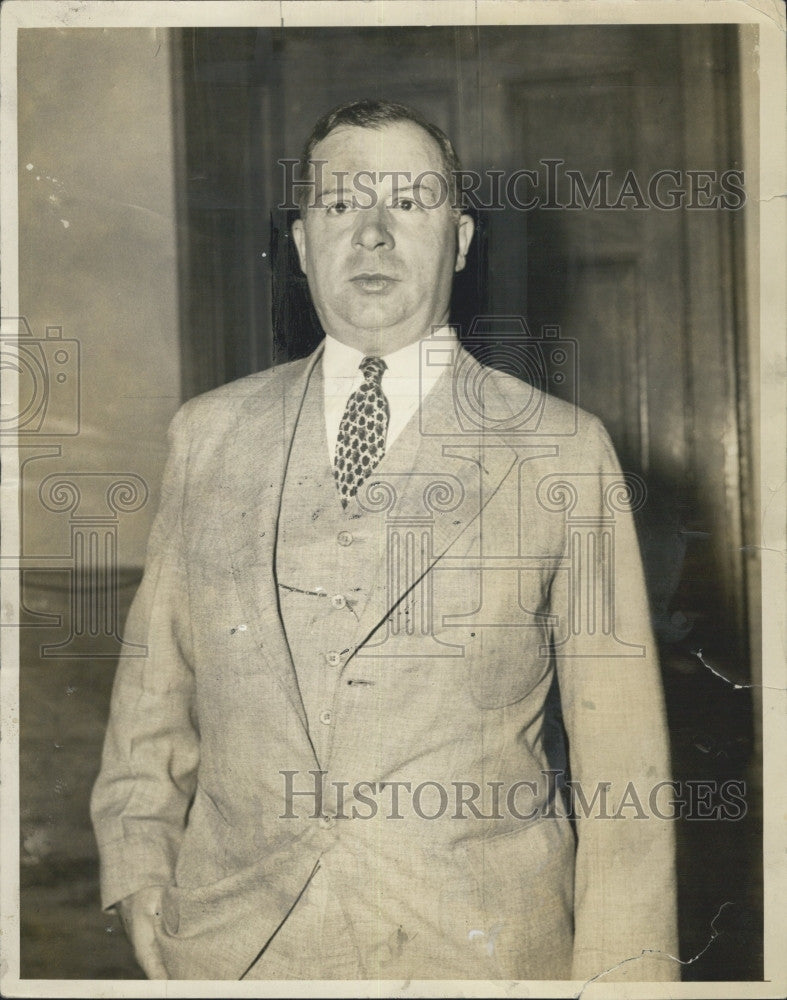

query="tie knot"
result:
[359,356,386,387]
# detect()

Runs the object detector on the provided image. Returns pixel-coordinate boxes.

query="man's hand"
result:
[117,885,169,979]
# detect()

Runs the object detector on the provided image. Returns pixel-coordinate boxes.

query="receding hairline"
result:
[306,120,452,173]
[310,117,445,149]
[296,100,465,215]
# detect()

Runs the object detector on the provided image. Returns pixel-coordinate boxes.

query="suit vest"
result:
[276,360,392,766]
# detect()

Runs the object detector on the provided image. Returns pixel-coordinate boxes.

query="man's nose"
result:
[352,204,395,252]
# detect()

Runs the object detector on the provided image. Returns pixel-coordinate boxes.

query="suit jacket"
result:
[91,341,679,982]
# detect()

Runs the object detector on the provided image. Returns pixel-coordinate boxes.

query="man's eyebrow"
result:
[397,178,443,189]
[387,180,443,198]
[311,178,444,202]
[315,187,348,200]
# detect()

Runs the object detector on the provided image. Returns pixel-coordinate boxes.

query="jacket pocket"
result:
[465,624,553,708]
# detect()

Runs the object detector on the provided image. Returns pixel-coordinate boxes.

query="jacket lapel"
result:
[218,343,524,691]
[219,346,324,733]
[348,348,519,655]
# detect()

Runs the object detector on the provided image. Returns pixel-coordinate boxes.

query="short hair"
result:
[295,98,464,216]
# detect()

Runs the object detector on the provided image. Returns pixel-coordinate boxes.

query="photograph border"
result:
[1,2,785,997]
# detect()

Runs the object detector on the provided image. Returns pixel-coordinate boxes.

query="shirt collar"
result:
[322,325,458,386]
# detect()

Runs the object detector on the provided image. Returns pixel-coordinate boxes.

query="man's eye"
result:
[396,199,415,211]
[327,201,351,215]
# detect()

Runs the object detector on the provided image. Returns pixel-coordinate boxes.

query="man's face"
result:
[291,120,474,355]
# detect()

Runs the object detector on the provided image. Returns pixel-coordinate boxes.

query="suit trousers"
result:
[245,865,364,979]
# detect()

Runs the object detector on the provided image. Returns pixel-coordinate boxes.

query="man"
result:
[91,99,678,982]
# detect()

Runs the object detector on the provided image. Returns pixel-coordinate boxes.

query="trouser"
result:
[244,864,365,979]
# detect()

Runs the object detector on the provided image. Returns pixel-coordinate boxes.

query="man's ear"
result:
[454,213,475,273]
[291,217,308,274]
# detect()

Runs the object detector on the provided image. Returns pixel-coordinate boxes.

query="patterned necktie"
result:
[333,356,390,508]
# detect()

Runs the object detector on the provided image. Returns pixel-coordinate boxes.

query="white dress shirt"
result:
[322,326,457,463]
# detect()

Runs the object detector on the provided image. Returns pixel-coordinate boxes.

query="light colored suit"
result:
[91,341,678,982]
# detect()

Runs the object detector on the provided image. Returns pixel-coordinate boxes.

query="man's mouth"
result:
[350,273,399,293]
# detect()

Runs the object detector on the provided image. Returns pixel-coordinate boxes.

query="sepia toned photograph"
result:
[1,1,784,996]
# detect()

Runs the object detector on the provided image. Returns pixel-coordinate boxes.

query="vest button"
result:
[325,651,342,667]
[319,709,333,725]
[337,530,353,546]
[330,594,346,610]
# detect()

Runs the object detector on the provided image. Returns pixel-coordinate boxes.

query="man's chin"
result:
[333,306,411,338]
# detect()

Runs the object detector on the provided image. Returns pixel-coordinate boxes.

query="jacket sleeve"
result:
[90,404,199,910]
[552,417,680,982]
